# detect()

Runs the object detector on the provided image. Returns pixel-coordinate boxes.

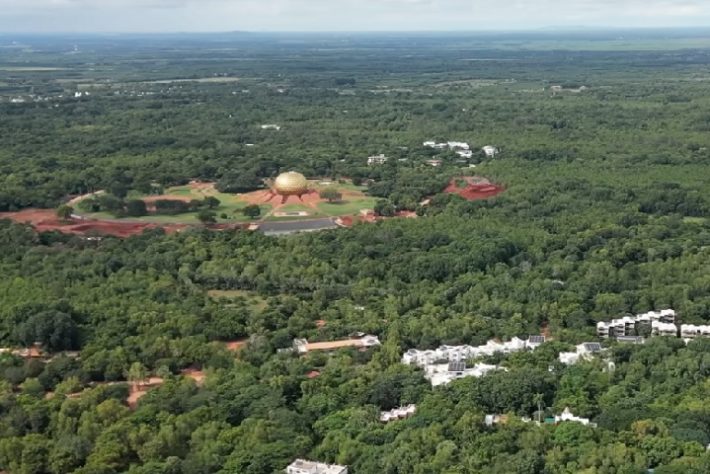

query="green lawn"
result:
[317,197,377,216]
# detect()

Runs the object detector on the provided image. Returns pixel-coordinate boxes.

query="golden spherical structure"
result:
[273,171,308,196]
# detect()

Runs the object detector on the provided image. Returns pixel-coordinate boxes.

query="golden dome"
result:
[273,171,308,196]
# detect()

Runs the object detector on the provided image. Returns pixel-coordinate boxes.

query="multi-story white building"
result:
[367,154,388,166]
[651,321,678,337]
[598,309,677,339]
[286,459,348,474]
[401,337,534,367]
[680,324,710,339]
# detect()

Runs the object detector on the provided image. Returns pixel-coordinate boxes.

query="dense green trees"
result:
[0,33,710,473]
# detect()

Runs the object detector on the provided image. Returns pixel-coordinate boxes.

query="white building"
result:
[447,141,470,150]
[456,150,473,159]
[286,459,348,474]
[261,124,282,131]
[401,337,533,367]
[482,146,499,158]
[651,321,678,337]
[426,361,501,387]
[558,343,602,365]
[380,405,416,423]
[680,324,710,339]
[555,407,596,427]
[598,309,677,339]
[367,154,388,166]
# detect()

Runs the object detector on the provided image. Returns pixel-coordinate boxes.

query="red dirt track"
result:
[0,209,235,238]
[444,177,504,201]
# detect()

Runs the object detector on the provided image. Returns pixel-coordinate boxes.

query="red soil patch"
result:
[444,177,504,201]
[0,208,240,238]
[225,339,248,352]
[182,368,206,386]
[316,320,327,328]
[307,370,321,379]
[127,377,164,409]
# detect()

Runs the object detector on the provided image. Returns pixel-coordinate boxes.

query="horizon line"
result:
[3,26,710,36]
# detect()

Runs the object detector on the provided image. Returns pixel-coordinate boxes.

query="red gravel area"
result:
[0,208,238,238]
[444,177,504,201]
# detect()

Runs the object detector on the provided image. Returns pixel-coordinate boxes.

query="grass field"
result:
[78,180,375,224]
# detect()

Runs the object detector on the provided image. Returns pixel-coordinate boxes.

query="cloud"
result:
[0,0,709,32]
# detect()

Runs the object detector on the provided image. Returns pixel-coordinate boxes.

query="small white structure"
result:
[558,343,602,365]
[456,150,473,159]
[367,154,388,166]
[447,141,470,150]
[482,146,499,158]
[261,124,281,131]
[286,459,348,474]
[380,404,416,423]
[555,407,596,427]
[485,414,509,426]
[425,159,442,167]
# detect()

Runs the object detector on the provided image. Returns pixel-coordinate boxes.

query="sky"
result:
[0,0,709,33]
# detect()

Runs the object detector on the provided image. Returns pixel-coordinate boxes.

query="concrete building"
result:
[598,309,677,339]
[367,154,388,166]
[380,405,416,423]
[286,459,348,474]
[401,337,533,367]
[261,124,281,131]
[680,324,710,339]
[651,321,678,337]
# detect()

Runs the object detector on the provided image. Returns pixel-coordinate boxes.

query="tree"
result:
[374,199,395,217]
[197,210,217,224]
[319,188,342,203]
[204,197,221,209]
[125,200,148,217]
[126,362,147,388]
[242,205,261,219]
[56,205,73,221]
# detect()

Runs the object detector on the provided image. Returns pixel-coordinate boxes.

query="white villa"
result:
[426,361,501,387]
[367,154,388,166]
[597,309,676,338]
[558,343,603,365]
[555,407,597,427]
[380,405,416,423]
[482,146,499,158]
[402,336,544,386]
[651,321,678,337]
[423,141,470,152]
[680,324,710,339]
[286,459,348,474]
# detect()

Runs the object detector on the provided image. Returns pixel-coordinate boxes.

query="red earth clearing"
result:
[0,208,239,238]
[444,177,504,201]
[181,368,206,386]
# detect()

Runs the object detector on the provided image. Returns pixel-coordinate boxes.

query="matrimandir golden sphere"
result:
[273,171,309,196]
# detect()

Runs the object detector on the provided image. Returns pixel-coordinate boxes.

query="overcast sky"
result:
[0,0,709,33]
